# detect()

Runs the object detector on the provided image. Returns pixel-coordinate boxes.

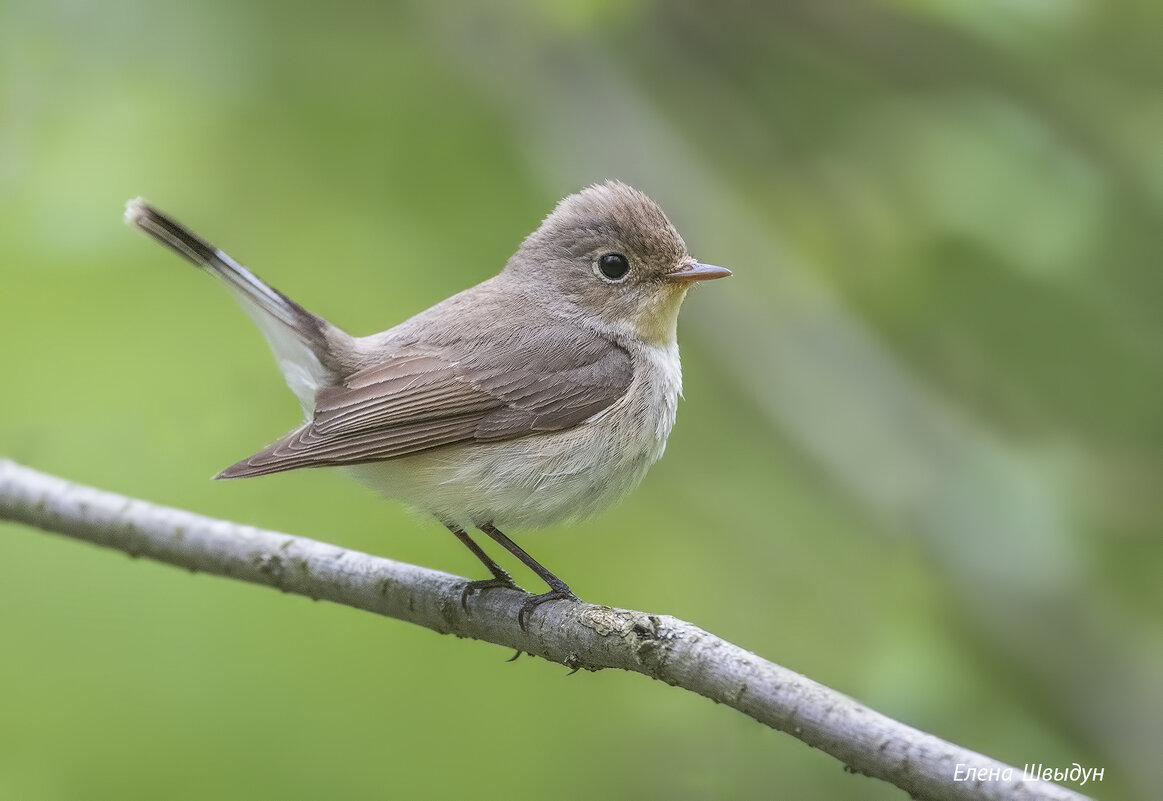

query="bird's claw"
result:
[517,588,581,630]
[460,574,522,610]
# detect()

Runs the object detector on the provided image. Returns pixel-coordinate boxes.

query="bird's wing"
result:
[217,324,633,478]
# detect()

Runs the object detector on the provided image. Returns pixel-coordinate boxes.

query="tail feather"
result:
[125,198,353,415]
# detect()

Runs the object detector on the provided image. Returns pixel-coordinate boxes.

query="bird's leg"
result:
[478,523,581,628]
[443,523,522,608]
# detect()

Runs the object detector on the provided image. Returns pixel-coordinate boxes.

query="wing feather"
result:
[218,325,632,478]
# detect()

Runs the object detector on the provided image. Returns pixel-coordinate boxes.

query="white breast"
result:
[348,341,684,531]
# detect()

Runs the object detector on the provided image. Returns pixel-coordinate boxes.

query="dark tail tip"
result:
[125,197,220,268]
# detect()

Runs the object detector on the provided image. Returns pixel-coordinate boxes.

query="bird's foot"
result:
[518,586,581,630]
[460,572,522,610]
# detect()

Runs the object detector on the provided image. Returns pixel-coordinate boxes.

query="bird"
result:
[126,181,730,625]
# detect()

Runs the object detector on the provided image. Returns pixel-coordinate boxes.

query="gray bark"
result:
[0,460,1091,801]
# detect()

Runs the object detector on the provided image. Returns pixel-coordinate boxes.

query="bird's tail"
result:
[125,198,353,415]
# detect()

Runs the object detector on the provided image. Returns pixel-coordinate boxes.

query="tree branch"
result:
[0,460,1090,801]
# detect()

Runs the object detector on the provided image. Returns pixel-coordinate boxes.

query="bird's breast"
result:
[348,342,684,530]
[627,340,683,451]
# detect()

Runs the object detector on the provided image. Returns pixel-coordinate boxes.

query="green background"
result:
[1,1,1159,799]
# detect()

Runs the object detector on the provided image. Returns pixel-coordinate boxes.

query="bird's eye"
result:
[596,253,630,282]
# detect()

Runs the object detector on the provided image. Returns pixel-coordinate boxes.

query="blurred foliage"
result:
[1,1,1159,799]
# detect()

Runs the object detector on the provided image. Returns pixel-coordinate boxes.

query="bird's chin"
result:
[633,284,689,346]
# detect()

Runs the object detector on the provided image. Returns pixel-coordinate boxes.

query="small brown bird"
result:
[126,182,729,624]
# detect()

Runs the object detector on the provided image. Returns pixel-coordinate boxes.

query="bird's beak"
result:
[665,261,732,283]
